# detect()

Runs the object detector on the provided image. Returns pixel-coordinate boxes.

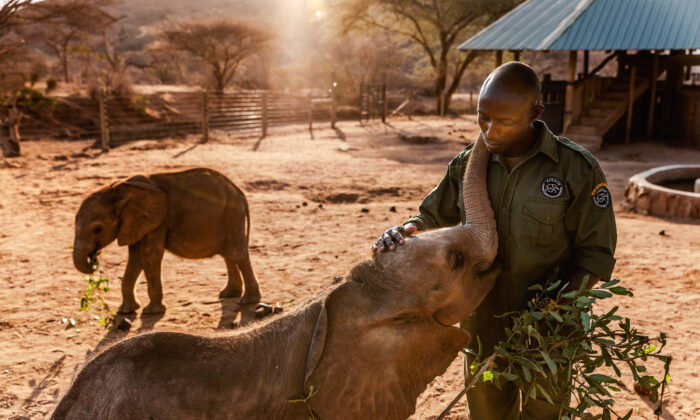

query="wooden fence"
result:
[17,89,336,149]
[101,90,337,149]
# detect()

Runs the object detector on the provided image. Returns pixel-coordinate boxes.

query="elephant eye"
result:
[448,251,464,271]
[93,226,103,234]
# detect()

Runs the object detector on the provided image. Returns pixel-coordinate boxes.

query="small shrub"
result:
[79,253,116,329]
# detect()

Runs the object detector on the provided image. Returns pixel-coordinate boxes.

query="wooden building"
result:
[458,0,700,150]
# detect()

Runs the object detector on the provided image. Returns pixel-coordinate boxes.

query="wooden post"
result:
[98,88,110,151]
[381,83,387,123]
[261,91,268,138]
[408,88,414,120]
[359,82,364,124]
[513,50,520,61]
[647,53,659,138]
[494,50,503,68]
[200,90,208,143]
[330,97,336,129]
[308,95,313,134]
[583,51,589,78]
[625,66,636,145]
[564,50,577,131]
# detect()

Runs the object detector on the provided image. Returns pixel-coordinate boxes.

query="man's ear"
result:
[531,103,545,122]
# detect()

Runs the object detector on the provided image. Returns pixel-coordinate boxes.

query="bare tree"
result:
[162,20,272,93]
[338,0,520,115]
[23,0,116,82]
[0,0,33,62]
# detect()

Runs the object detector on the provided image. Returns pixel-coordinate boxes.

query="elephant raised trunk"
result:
[462,133,497,263]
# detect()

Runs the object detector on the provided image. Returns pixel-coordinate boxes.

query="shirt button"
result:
[502,208,507,214]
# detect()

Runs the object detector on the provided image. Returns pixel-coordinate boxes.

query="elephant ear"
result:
[114,176,167,246]
[304,280,366,387]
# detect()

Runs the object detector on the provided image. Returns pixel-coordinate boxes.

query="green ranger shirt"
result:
[406,121,617,351]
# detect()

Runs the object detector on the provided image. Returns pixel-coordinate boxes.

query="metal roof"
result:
[458,0,700,51]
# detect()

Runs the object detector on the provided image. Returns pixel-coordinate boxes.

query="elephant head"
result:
[304,134,498,419]
[72,176,167,274]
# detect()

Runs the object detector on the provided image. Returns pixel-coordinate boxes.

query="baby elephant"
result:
[72,168,260,314]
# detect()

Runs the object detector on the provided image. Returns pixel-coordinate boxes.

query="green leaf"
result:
[589,289,613,299]
[636,365,647,373]
[562,291,578,299]
[609,286,634,296]
[528,283,543,291]
[549,311,563,322]
[546,280,561,291]
[600,279,620,288]
[536,383,555,404]
[482,371,494,382]
[540,351,557,375]
[581,312,591,333]
[588,374,616,383]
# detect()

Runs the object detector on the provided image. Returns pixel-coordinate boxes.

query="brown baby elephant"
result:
[53,135,498,419]
[72,167,260,314]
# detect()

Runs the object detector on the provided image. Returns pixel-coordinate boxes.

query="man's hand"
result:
[371,224,417,253]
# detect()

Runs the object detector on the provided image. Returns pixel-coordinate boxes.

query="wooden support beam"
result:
[583,51,589,77]
[647,53,659,138]
[98,88,110,151]
[513,50,520,62]
[201,90,209,143]
[564,50,577,131]
[495,50,503,68]
[625,66,636,145]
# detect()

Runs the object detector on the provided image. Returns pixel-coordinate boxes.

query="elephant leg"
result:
[219,255,244,298]
[118,245,143,314]
[236,253,261,305]
[138,229,167,314]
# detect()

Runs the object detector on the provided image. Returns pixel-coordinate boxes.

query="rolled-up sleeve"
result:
[406,153,466,230]
[565,165,617,280]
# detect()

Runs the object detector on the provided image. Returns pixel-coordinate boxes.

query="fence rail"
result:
[18,89,337,149]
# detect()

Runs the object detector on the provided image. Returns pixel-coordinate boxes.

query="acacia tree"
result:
[338,0,520,115]
[162,20,272,93]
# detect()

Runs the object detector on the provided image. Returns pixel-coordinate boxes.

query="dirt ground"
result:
[1,116,699,419]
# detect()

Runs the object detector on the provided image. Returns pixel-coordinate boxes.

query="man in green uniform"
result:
[372,62,617,419]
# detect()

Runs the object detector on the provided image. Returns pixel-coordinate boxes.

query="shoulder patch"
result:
[591,183,611,208]
[556,136,600,169]
[541,177,564,199]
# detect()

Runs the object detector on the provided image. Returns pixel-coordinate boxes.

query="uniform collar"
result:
[489,120,559,165]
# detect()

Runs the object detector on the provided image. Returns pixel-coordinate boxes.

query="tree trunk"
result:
[0,109,22,157]
[61,48,71,83]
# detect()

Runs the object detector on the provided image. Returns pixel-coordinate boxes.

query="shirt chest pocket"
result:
[522,199,569,248]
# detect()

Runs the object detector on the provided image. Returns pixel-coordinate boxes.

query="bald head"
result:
[480,61,541,105]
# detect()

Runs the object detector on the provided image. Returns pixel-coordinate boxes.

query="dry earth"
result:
[1,116,698,419]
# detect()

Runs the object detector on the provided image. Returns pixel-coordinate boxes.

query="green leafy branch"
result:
[467,277,671,420]
[79,252,116,329]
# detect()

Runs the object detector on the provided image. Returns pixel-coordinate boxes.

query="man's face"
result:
[477,88,538,156]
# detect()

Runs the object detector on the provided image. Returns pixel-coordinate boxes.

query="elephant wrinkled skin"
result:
[72,168,260,314]
[54,136,496,419]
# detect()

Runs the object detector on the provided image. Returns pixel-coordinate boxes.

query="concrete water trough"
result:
[624,165,700,221]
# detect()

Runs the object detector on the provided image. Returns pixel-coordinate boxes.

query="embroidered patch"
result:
[591,183,611,208]
[541,177,564,199]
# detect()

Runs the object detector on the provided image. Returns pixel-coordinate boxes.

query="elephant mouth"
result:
[432,311,461,329]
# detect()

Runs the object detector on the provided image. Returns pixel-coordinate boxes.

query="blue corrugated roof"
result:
[458,0,700,51]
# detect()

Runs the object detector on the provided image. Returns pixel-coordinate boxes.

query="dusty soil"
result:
[1,116,699,419]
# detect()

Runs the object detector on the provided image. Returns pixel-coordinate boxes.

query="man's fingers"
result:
[381,232,396,250]
[389,229,404,244]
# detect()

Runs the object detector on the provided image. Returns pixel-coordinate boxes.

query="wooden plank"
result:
[625,66,636,145]
[564,50,577,132]
[647,53,659,138]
